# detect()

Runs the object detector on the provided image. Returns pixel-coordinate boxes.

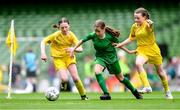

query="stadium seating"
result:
[0,5,179,76]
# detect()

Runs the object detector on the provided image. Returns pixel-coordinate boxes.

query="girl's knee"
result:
[60,73,68,82]
[135,62,143,69]
[94,64,104,74]
[95,70,102,74]
[61,78,68,82]
[94,67,103,74]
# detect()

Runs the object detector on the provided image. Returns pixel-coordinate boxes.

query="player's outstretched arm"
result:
[70,40,84,57]
[66,46,83,57]
[120,46,137,54]
[74,45,83,52]
[40,40,47,62]
[113,38,132,48]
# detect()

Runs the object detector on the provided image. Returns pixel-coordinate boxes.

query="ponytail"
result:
[105,26,120,38]
[94,19,120,38]
[52,24,59,29]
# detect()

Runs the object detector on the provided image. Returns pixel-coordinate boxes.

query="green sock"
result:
[121,77,136,92]
[95,73,108,94]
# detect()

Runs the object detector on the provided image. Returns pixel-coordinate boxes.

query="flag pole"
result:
[7,20,14,99]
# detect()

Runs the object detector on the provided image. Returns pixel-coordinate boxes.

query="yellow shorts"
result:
[136,43,163,65]
[53,56,76,70]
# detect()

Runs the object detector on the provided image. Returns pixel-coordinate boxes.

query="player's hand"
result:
[70,49,75,58]
[115,43,123,48]
[112,43,118,46]
[66,47,75,58]
[41,54,47,62]
[128,50,137,54]
[146,19,153,25]
[146,19,153,28]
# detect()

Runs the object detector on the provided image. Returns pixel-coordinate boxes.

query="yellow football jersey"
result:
[43,31,79,57]
[129,21,163,65]
[129,21,155,46]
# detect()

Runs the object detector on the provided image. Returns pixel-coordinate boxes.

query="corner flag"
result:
[6,20,18,56]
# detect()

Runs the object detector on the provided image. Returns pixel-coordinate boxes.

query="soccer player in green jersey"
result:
[70,19,143,100]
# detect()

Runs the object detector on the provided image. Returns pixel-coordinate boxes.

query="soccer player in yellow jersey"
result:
[40,17,88,100]
[115,8,173,99]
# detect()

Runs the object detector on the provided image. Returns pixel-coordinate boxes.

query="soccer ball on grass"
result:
[45,87,59,101]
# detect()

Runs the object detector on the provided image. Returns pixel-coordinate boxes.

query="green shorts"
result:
[94,58,121,75]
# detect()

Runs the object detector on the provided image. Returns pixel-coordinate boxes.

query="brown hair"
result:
[94,19,120,37]
[134,7,150,19]
[53,17,70,29]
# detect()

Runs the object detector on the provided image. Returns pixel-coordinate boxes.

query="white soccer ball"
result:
[45,87,60,101]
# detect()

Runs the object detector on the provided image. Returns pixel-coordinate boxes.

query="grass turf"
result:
[0,92,180,110]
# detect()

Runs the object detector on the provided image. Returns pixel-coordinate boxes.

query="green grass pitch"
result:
[0,92,180,110]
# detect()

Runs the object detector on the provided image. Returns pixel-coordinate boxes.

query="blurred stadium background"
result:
[0,0,179,93]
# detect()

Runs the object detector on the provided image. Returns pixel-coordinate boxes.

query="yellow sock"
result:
[139,72,150,87]
[75,80,86,96]
[161,77,170,92]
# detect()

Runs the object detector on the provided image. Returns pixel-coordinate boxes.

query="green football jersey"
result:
[82,32,119,64]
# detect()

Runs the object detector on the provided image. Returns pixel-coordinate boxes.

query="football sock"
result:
[121,77,136,92]
[161,76,170,92]
[95,73,108,94]
[75,80,86,96]
[139,72,151,87]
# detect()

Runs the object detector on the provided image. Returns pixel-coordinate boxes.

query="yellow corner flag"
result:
[6,20,18,56]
